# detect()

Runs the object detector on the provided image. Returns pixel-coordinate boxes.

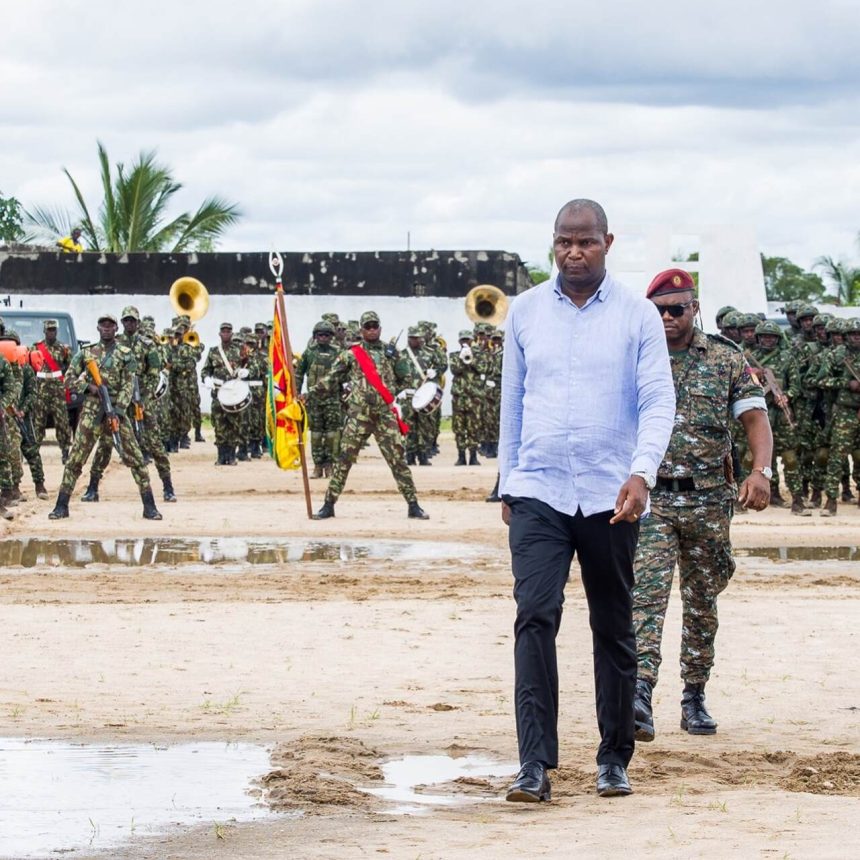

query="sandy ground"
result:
[1,435,858,859]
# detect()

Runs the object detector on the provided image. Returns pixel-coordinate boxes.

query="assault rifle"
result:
[130,375,145,445]
[85,357,124,458]
[746,352,795,429]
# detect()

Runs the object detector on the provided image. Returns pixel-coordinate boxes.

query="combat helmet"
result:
[755,320,782,338]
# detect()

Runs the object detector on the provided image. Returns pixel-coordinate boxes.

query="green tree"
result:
[27,141,241,252]
[526,246,554,285]
[0,191,26,243]
[761,255,826,303]
[814,255,860,306]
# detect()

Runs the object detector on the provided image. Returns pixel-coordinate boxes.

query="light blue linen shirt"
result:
[498,272,676,517]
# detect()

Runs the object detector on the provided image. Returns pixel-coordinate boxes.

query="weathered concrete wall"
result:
[0,248,531,297]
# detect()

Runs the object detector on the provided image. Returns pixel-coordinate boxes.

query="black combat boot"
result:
[1,487,18,508]
[227,446,238,465]
[313,494,336,520]
[249,440,262,459]
[194,427,205,443]
[634,678,655,742]
[48,491,71,519]
[407,500,429,519]
[455,449,467,466]
[821,496,838,517]
[162,475,177,502]
[237,444,249,462]
[841,476,854,502]
[81,476,100,502]
[809,487,822,507]
[61,447,69,464]
[34,482,49,500]
[406,452,416,466]
[10,485,26,503]
[311,464,324,479]
[141,489,163,520]
[0,499,12,520]
[468,448,480,466]
[791,494,810,516]
[486,473,501,503]
[770,489,785,507]
[179,434,191,449]
[417,451,431,466]
[214,445,225,465]
[680,682,717,735]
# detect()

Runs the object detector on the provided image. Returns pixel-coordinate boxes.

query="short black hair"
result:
[554,199,608,234]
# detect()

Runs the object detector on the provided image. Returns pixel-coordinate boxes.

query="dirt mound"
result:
[779,752,860,795]
[261,735,383,811]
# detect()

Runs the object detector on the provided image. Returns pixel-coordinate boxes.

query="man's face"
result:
[553,208,613,290]
[724,326,740,343]
[758,334,780,350]
[407,336,422,350]
[814,325,828,343]
[650,292,697,342]
[315,332,333,346]
[45,327,57,344]
[832,332,845,345]
[72,230,81,241]
[122,317,139,336]
[786,311,798,326]
[361,320,381,342]
[739,326,757,345]
[97,319,117,342]
[847,332,860,349]
[800,316,815,332]
[219,328,233,344]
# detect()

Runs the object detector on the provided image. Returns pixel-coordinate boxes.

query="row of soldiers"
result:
[294,313,503,475]
[715,303,860,516]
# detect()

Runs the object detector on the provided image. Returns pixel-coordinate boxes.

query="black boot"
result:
[841,476,854,502]
[35,482,49,500]
[215,445,225,465]
[227,446,238,465]
[48,490,71,519]
[237,444,249,462]
[179,434,191,449]
[680,682,717,735]
[313,495,336,520]
[407,500,429,519]
[162,475,177,502]
[61,447,69,464]
[634,678,655,742]
[141,489,163,520]
[249,440,262,459]
[455,449,467,466]
[81,476,100,502]
[486,473,501,503]
[469,448,480,466]
[417,451,431,466]
[194,428,205,443]
[406,452,416,466]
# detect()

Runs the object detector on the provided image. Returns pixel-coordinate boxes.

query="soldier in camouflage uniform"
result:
[792,303,823,500]
[310,310,428,520]
[237,333,267,460]
[483,330,504,458]
[747,320,804,512]
[201,322,244,466]
[0,333,26,509]
[449,330,485,465]
[296,320,343,477]
[31,319,73,462]
[715,305,737,334]
[819,318,860,516]
[418,321,448,455]
[401,326,443,466]
[48,314,162,520]
[166,317,200,451]
[632,269,771,743]
[0,352,18,519]
[20,347,48,499]
[81,307,177,504]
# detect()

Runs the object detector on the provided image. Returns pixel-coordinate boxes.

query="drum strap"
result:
[217,345,235,377]
[405,346,426,381]
[350,345,410,435]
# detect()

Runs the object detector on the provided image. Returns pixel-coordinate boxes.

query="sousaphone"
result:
[169,276,209,346]
[465,284,508,327]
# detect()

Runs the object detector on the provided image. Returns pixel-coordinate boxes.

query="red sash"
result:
[350,345,410,435]
[37,342,71,403]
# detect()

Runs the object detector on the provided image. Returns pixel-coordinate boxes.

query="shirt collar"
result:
[552,271,612,306]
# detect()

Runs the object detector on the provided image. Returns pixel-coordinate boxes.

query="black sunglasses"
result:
[362,322,380,330]
[652,300,695,319]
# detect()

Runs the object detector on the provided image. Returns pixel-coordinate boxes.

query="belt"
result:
[37,371,64,379]
[655,476,696,492]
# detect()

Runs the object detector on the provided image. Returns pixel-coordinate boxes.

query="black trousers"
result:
[506,496,639,768]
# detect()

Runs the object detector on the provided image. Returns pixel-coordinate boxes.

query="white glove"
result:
[425,368,437,380]
[236,368,250,379]
[486,380,496,389]
[203,376,214,389]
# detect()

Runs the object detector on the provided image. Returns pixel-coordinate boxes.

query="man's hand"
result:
[610,475,648,524]
[87,382,99,395]
[738,471,770,511]
[501,500,511,526]
[849,380,860,393]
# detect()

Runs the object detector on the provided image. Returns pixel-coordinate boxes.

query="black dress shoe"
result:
[596,764,632,797]
[505,761,551,803]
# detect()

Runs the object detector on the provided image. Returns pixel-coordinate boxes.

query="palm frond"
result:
[24,204,75,245]
[170,197,241,252]
[61,167,101,251]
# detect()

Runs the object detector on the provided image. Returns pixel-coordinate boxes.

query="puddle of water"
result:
[736,546,860,562]
[0,739,273,857]
[365,755,518,814]
[0,537,484,569]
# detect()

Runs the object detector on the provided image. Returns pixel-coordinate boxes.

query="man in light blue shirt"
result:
[501,199,675,802]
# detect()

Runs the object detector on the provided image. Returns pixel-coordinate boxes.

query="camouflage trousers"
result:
[169,373,197,439]
[483,390,500,445]
[32,381,73,451]
[59,410,151,495]
[402,402,435,456]
[210,397,243,447]
[0,417,23,487]
[770,410,802,497]
[633,492,735,688]
[242,391,266,444]
[824,406,860,498]
[452,394,480,450]
[21,418,45,485]
[325,405,417,503]
[307,395,342,467]
[90,401,171,482]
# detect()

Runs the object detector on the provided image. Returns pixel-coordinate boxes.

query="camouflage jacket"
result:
[747,345,801,419]
[69,341,138,417]
[819,344,860,410]
[296,343,341,393]
[402,344,446,389]
[119,331,163,401]
[448,347,487,397]
[658,328,764,492]
[30,339,71,384]
[20,364,38,414]
[313,338,411,410]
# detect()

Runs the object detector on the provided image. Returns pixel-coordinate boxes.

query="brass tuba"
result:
[465,284,508,327]
[169,276,209,346]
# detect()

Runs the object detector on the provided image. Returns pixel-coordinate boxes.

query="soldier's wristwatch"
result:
[752,466,773,480]
[632,471,656,490]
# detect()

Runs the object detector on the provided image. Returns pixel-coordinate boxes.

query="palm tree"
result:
[814,256,860,306]
[28,141,241,252]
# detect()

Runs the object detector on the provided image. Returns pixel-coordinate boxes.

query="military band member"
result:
[31,319,73,463]
[449,330,484,465]
[201,322,244,466]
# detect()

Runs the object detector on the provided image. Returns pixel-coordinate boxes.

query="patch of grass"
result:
[201,692,243,715]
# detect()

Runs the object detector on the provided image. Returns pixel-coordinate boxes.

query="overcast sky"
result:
[3,0,858,274]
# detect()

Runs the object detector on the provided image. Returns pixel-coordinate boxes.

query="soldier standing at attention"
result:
[31,319,73,463]
[449,330,484,466]
[632,269,771,744]
[310,310,428,520]
[0,352,17,520]
[0,334,26,509]
[48,314,162,520]
[296,320,343,477]
[201,322,244,466]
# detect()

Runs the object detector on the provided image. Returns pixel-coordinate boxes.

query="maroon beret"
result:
[646,268,696,299]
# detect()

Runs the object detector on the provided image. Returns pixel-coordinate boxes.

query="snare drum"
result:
[217,378,252,413]
[411,381,443,415]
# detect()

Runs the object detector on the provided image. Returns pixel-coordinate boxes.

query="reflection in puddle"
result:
[0,739,272,857]
[365,755,518,814]
[0,537,484,569]
[736,546,860,562]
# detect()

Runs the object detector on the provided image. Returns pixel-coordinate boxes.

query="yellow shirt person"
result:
[57,229,84,253]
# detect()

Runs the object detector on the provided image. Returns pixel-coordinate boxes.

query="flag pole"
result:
[270,252,313,519]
